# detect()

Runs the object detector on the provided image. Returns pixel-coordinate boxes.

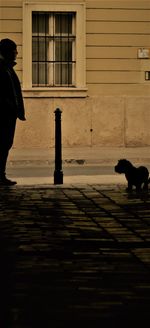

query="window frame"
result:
[23,2,87,97]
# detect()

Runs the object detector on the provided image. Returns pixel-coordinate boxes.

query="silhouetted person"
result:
[0,38,26,185]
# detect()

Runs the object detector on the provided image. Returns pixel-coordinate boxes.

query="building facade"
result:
[0,0,150,149]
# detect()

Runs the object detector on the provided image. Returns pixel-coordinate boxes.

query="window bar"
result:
[37,12,40,86]
[53,12,55,86]
[44,13,47,86]
[67,13,69,87]
[61,14,62,86]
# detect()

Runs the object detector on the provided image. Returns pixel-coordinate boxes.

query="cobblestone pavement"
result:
[0,183,150,327]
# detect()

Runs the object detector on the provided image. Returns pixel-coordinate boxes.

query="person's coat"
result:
[0,56,25,120]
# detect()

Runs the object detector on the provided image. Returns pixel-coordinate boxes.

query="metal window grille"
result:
[32,12,76,87]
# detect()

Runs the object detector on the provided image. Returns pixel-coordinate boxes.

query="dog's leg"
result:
[126,182,133,192]
[143,181,148,191]
[136,183,142,192]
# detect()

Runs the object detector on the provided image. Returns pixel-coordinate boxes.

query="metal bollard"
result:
[54,108,63,184]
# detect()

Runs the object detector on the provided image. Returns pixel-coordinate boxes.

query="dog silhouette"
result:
[115,159,150,191]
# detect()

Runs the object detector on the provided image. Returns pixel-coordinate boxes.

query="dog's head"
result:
[115,159,132,174]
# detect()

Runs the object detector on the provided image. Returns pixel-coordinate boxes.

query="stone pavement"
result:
[0,182,150,327]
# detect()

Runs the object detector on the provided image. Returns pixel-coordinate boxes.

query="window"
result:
[23,2,87,97]
[32,12,75,87]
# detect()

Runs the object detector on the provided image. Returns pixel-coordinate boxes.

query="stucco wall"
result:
[14,96,150,148]
[1,0,150,149]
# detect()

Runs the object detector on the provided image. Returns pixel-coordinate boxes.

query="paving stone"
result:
[0,184,150,327]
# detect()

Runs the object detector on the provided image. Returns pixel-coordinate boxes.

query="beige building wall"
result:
[0,0,150,148]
